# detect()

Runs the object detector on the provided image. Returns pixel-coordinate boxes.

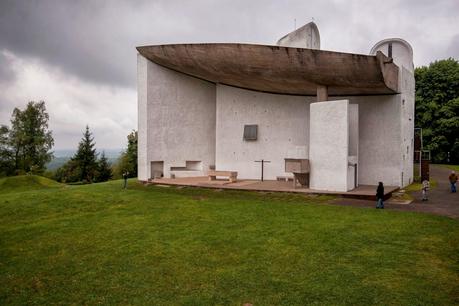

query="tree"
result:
[7,101,54,174]
[415,58,459,163]
[95,151,113,182]
[115,130,137,178]
[0,125,14,176]
[54,158,80,183]
[125,130,138,177]
[72,125,98,182]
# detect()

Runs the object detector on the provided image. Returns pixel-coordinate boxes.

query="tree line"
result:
[0,101,137,183]
[415,58,459,163]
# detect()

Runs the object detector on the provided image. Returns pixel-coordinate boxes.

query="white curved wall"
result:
[348,95,402,186]
[137,54,216,180]
[216,85,314,180]
[369,38,415,187]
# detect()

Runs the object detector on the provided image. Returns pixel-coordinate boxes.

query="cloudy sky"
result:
[1,0,458,151]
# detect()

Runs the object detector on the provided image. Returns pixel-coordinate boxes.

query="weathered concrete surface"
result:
[137,43,399,96]
[277,22,320,49]
[309,100,351,192]
[215,84,314,180]
[399,66,415,186]
[348,104,359,189]
[137,55,148,181]
[371,38,415,186]
[137,54,216,181]
[346,95,403,187]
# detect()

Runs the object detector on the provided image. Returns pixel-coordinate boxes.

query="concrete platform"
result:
[148,176,398,200]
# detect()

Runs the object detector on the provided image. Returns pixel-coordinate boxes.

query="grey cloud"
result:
[1,0,458,90]
[0,52,16,83]
[397,0,459,15]
[0,1,138,87]
[0,0,367,89]
[447,34,459,60]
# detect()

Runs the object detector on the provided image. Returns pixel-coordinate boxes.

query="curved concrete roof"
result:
[137,43,399,96]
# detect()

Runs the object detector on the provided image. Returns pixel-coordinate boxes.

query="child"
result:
[421,180,430,201]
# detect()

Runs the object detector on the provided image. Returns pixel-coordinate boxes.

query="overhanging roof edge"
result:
[137,43,400,96]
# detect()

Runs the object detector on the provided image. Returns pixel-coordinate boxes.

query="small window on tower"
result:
[243,125,258,141]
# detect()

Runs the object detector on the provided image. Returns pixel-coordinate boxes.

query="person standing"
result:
[449,171,458,193]
[376,182,384,209]
[421,179,430,201]
[122,171,129,189]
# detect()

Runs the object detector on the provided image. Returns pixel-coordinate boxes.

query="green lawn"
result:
[1,176,458,305]
[404,179,438,193]
[439,164,459,172]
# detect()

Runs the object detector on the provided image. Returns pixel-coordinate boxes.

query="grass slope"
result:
[0,175,63,193]
[0,179,458,305]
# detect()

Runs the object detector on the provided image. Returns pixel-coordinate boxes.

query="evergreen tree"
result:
[73,125,98,182]
[95,151,113,182]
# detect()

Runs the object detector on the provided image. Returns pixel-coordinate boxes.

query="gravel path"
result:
[334,165,459,219]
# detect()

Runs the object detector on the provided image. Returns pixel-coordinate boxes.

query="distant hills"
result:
[46,149,122,171]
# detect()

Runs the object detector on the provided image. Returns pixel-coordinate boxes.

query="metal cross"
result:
[254,159,271,182]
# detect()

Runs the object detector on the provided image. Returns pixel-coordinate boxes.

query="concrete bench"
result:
[276,176,293,182]
[208,170,238,183]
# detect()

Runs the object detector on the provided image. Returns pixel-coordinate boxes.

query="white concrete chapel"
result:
[137,23,414,192]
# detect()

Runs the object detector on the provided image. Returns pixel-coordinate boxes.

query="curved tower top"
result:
[370,38,414,72]
[276,22,320,49]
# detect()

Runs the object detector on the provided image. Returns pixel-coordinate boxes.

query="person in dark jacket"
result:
[376,182,384,209]
[449,171,457,193]
[122,171,129,189]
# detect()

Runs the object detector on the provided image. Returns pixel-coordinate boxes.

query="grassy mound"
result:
[0,175,62,193]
